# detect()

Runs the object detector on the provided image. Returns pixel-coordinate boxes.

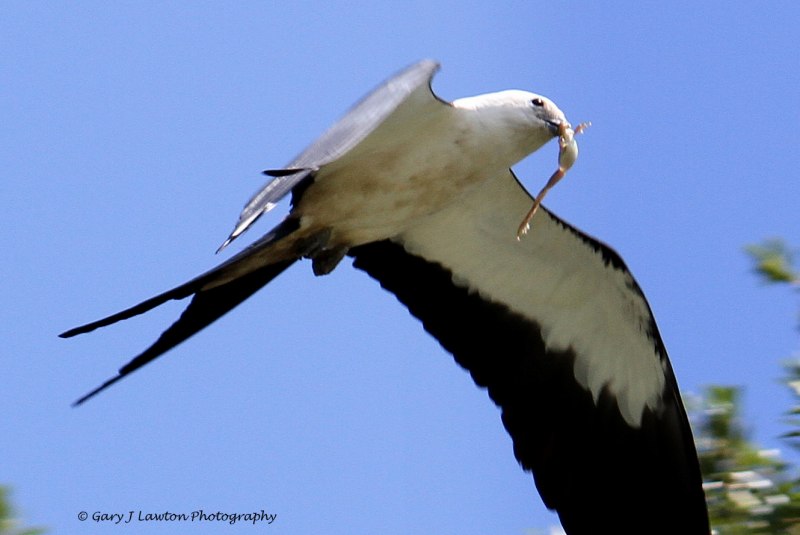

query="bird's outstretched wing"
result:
[350,169,709,534]
[218,59,441,251]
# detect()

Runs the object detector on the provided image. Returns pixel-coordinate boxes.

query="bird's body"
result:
[294,91,540,246]
[62,60,710,534]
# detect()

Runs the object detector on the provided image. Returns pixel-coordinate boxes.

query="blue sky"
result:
[2,2,798,533]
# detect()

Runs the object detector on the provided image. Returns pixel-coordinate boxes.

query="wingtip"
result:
[215,237,233,254]
[72,374,124,407]
[216,210,266,254]
[217,224,251,253]
[59,324,91,338]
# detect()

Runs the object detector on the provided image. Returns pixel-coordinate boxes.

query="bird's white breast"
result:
[293,94,549,246]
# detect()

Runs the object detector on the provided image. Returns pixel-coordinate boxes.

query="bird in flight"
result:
[61,60,710,534]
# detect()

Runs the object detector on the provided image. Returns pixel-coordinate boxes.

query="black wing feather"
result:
[350,240,709,534]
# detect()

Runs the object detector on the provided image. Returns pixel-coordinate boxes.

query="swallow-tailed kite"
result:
[61,60,710,533]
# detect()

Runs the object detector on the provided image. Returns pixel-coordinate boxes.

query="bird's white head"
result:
[452,90,567,164]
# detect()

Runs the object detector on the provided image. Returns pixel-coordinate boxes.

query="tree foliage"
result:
[696,385,800,533]
[694,239,800,533]
[0,487,45,535]
[745,240,798,286]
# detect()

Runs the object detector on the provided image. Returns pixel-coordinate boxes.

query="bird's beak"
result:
[545,119,562,136]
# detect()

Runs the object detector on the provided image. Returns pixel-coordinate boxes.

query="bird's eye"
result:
[531,98,544,107]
